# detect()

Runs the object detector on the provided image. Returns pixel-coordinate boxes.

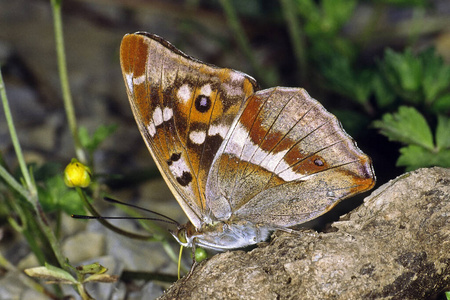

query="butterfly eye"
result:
[177,228,188,244]
[195,95,211,113]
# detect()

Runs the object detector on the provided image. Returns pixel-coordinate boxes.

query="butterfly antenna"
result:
[72,214,178,226]
[103,196,180,226]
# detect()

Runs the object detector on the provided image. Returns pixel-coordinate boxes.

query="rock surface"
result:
[160,167,450,300]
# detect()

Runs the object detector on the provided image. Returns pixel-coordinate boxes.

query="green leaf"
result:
[24,263,76,284]
[322,0,356,33]
[373,106,434,151]
[436,115,450,149]
[431,93,450,113]
[372,73,396,108]
[84,273,118,283]
[79,124,118,153]
[381,48,422,96]
[38,175,85,215]
[397,145,430,171]
[397,145,450,171]
[33,162,62,180]
[297,0,356,36]
[421,48,450,104]
[76,262,107,275]
[320,56,373,106]
[295,0,319,23]
[379,47,450,106]
[78,127,90,149]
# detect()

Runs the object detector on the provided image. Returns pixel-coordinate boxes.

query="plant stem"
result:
[7,199,48,265]
[34,201,69,269]
[0,164,29,198]
[50,0,86,164]
[0,70,35,197]
[1,68,69,273]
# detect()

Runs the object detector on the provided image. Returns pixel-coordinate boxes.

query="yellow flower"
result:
[64,159,91,188]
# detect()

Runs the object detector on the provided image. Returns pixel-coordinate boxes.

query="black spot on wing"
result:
[176,171,193,186]
[314,158,324,166]
[195,95,211,113]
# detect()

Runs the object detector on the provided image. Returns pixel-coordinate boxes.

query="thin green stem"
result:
[219,0,272,86]
[116,202,168,239]
[34,201,69,269]
[0,164,29,198]
[280,0,307,86]
[1,68,68,271]
[50,0,86,164]
[76,282,91,300]
[21,220,48,265]
[0,70,35,198]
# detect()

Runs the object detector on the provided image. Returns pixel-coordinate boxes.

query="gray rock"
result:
[160,167,450,300]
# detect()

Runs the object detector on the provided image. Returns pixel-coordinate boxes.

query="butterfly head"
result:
[170,222,197,248]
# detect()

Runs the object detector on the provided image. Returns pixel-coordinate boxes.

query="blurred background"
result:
[0,0,449,299]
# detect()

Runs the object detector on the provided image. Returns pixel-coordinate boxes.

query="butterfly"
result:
[119,32,375,251]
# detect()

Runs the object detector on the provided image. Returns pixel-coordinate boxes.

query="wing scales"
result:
[120,32,257,227]
[206,87,375,226]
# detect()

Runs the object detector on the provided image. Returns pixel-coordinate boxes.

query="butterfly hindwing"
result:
[205,87,375,226]
[120,32,257,227]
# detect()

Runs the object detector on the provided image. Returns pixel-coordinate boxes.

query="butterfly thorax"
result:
[171,219,274,252]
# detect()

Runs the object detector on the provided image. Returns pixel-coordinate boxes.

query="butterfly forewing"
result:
[206,87,375,226]
[120,32,257,227]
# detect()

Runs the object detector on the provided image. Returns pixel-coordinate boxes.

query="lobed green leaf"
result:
[373,106,434,150]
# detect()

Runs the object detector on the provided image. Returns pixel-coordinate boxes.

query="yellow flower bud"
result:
[64,159,91,188]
